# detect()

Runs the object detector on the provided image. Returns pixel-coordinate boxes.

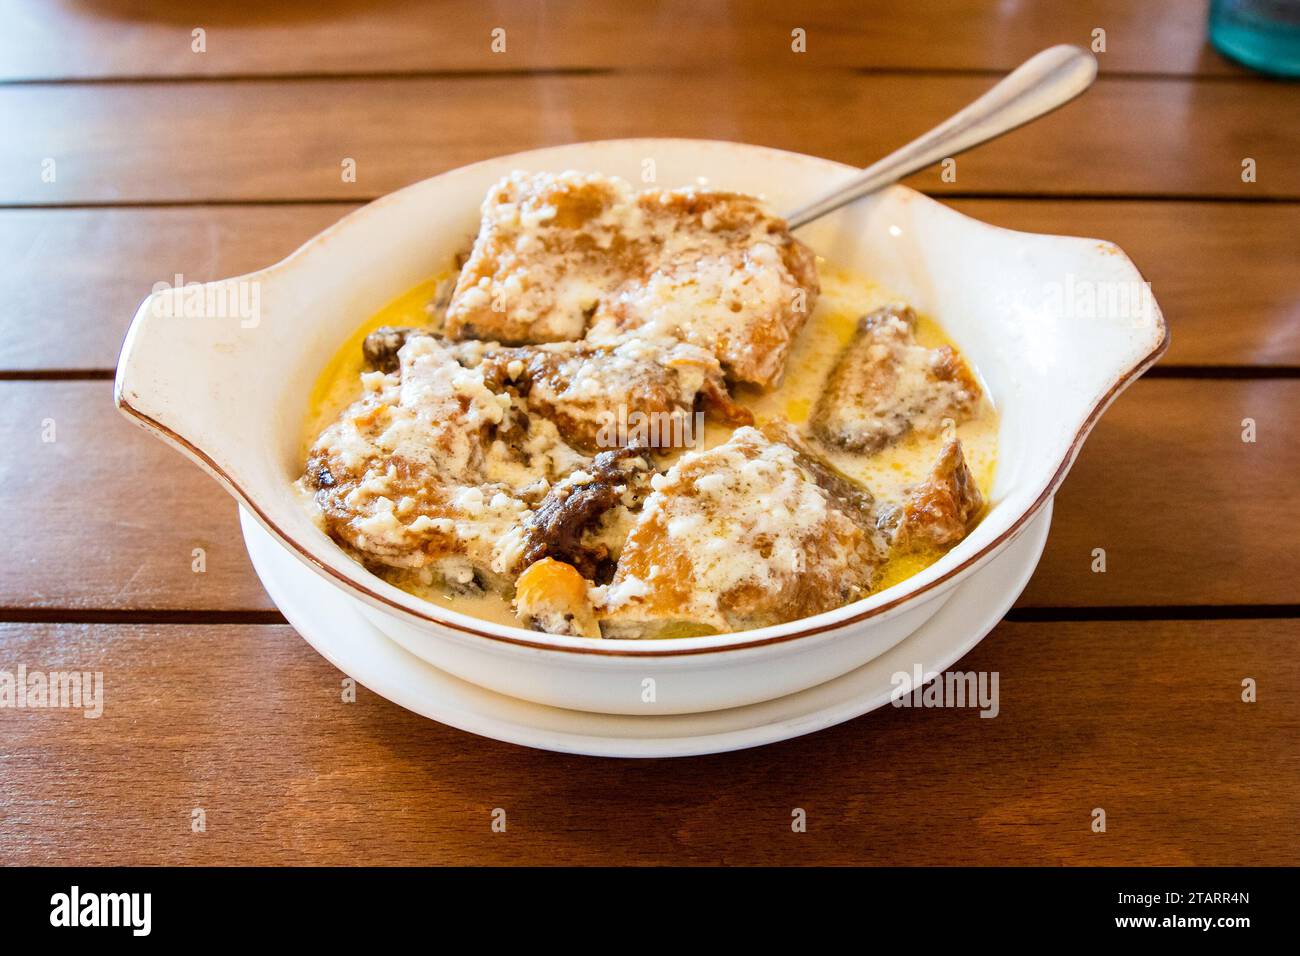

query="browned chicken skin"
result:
[759,420,877,531]
[441,171,820,388]
[599,425,888,635]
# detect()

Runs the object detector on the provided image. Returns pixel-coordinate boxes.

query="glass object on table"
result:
[1209,0,1300,77]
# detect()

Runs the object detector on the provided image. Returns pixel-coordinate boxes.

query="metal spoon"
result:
[784,44,1098,229]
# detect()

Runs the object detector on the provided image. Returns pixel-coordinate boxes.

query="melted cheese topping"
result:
[445,171,638,342]
[598,426,880,632]
[444,170,819,387]
[301,334,582,579]
[514,336,722,449]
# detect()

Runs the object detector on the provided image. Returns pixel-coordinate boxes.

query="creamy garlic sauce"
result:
[302,261,999,628]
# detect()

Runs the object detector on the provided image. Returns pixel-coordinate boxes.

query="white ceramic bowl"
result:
[115,139,1167,715]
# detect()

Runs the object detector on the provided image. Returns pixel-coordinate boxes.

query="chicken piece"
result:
[597,425,887,636]
[484,337,752,451]
[514,558,601,638]
[759,420,877,529]
[443,171,819,387]
[586,188,820,388]
[445,172,632,344]
[811,305,982,454]
[365,328,751,452]
[884,439,985,553]
[512,446,653,581]
[300,335,566,587]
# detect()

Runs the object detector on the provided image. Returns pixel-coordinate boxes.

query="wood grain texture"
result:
[0,0,1236,81]
[3,0,1294,870]
[0,205,359,372]
[1,379,1295,613]
[0,619,1293,865]
[4,199,1295,373]
[1019,378,1300,608]
[0,381,275,613]
[3,73,1296,205]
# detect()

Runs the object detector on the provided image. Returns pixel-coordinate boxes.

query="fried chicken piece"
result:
[597,425,887,636]
[586,188,820,388]
[811,305,982,454]
[442,171,819,387]
[301,335,554,586]
[883,439,985,553]
[759,420,877,530]
[444,172,632,344]
[489,337,752,451]
[363,328,751,452]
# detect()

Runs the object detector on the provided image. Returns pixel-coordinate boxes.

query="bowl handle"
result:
[114,275,275,498]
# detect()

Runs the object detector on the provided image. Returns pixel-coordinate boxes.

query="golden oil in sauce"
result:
[303,274,450,453]
[302,262,999,627]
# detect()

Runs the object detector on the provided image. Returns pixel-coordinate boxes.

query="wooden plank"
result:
[4,199,1294,373]
[0,0,1235,81]
[0,381,276,612]
[3,73,1296,205]
[1,378,1295,613]
[0,619,1293,865]
[1020,378,1300,607]
[0,205,359,372]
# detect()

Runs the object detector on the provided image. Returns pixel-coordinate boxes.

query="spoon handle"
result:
[784,44,1098,229]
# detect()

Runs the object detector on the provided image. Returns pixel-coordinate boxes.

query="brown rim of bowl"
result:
[117,308,1165,659]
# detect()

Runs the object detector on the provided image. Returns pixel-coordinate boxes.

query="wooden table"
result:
[2,0,1297,866]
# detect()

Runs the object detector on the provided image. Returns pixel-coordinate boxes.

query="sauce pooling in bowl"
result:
[301,262,997,634]
[296,172,995,638]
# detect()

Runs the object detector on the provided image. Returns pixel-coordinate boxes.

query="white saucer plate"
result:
[240,501,1051,758]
